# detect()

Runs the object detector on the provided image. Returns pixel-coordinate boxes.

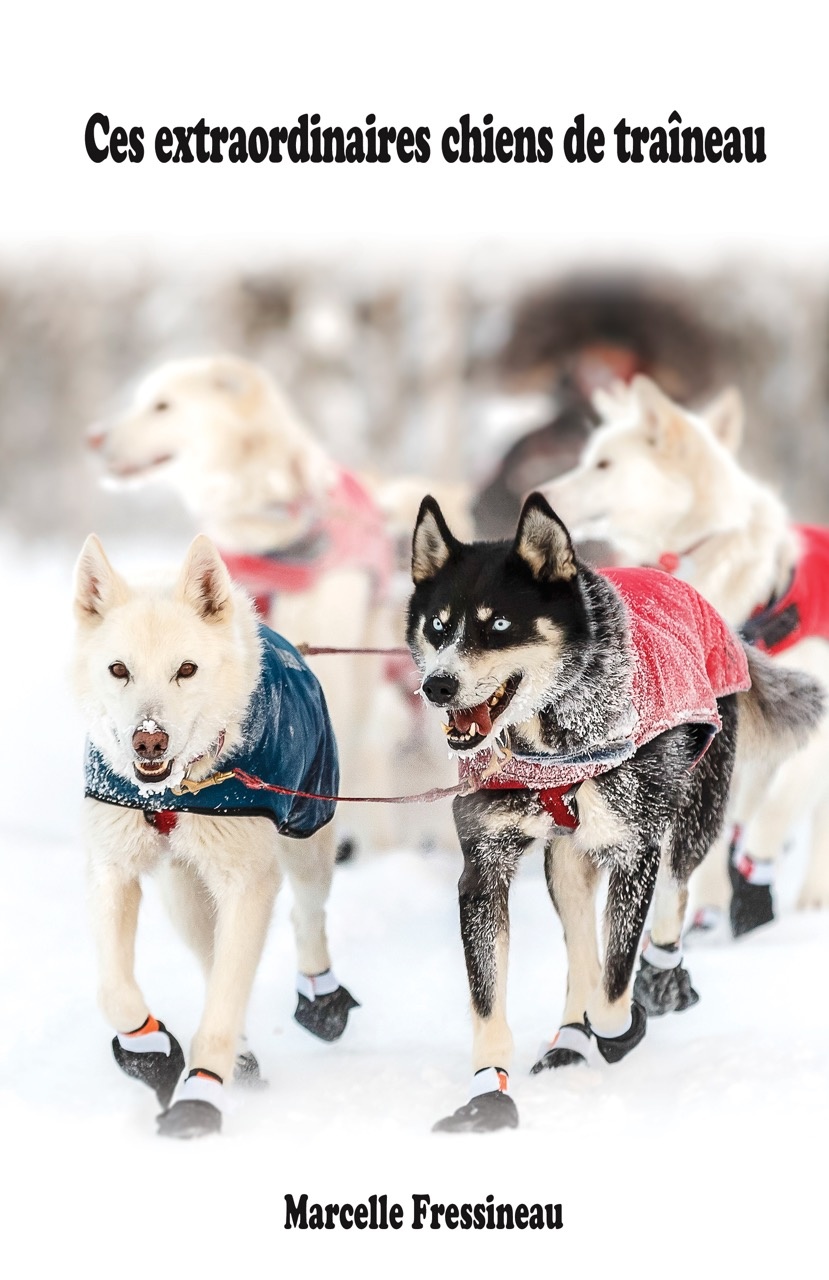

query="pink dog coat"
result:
[220,468,394,616]
[461,567,751,805]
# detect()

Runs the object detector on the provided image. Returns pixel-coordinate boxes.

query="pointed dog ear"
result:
[74,534,131,624]
[177,535,234,623]
[702,385,744,454]
[632,374,692,453]
[513,493,577,583]
[412,496,460,584]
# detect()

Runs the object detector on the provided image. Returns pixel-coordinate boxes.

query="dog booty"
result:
[157,1069,224,1139]
[112,1015,185,1110]
[587,1001,647,1064]
[432,1068,519,1134]
[729,853,775,937]
[294,969,360,1042]
[532,1022,594,1072]
[634,940,700,1016]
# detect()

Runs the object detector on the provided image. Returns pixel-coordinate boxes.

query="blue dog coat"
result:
[84,625,339,839]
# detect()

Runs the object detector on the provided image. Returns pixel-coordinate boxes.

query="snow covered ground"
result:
[2,540,828,1278]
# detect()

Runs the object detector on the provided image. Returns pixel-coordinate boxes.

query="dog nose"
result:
[86,423,107,451]
[422,673,459,706]
[132,727,169,759]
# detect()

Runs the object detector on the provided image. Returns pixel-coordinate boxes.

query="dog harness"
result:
[462,567,751,827]
[84,625,339,838]
[740,524,829,657]
[219,468,394,617]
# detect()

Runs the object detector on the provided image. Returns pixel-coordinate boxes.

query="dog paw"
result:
[156,1100,222,1139]
[111,1020,185,1110]
[729,865,774,937]
[796,883,829,911]
[531,1022,592,1072]
[294,985,360,1042]
[335,837,356,864]
[432,1091,519,1134]
[633,956,699,1017]
[234,1048,267,1088]
[587,1001,647,1064]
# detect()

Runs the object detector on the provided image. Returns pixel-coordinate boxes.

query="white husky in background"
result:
[73,533,357,1138]
[540,375,829,932]
[88,355,470,853]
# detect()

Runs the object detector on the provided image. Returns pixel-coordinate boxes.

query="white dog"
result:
[88,354,469,854]
[539,375,829,934]
[74,533,358,1138]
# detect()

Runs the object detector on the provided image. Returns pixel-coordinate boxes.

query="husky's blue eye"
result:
[492,618,511,632]
[431,617,444,633]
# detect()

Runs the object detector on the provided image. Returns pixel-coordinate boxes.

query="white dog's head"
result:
[73,534,260,791]
[88,355,336,550]
[539,375,746,564]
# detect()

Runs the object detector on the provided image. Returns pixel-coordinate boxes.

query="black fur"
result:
[408,493,750,1124]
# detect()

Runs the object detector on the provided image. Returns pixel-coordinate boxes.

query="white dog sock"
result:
[642,938,683,969]
[175,1068,227,1112]
[116,1013,172,1055]
[296,968,341,1001]
[469,1066,510,1099]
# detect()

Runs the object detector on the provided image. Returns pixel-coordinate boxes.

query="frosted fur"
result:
[73,535,353,1132]
[406,494,824,1130]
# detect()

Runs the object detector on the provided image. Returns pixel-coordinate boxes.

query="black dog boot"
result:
[532,1021,594,1072]
[294,969,360,1042]
[729,854,775,937]
[157,1068,224,1139]
[633,940,700,1016]
[587,1001,647,1064]
[112,1015,185,1110]
[433,1068,519,1134]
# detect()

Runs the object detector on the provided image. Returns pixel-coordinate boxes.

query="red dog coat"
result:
[460,568,750,809]
[742,525,829,657]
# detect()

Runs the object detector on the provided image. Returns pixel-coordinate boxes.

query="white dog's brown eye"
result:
[176,661,198,679]
[109,661,129,681]
[154,400,170,412]
[595,459,611,470]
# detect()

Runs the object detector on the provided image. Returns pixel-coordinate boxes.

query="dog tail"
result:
[737,644,826,765]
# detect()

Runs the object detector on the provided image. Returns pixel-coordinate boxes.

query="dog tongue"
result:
[452,702,492,736]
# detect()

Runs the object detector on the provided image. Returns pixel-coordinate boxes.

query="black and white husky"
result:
[407,493,824,1132]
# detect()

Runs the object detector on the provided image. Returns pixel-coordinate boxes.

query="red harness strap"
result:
[145,810,178,835]
[479,775,580,829]
[220,468,394,617]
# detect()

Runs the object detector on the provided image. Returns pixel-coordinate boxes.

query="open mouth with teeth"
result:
[442,674,523,751]
[133,759,174,783]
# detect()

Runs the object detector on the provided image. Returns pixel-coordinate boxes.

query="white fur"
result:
[542,375,829,910]
[92,355,470,852]
[74,535,341,1088]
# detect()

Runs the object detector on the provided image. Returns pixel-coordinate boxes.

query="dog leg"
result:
[532,836,600,1071]
[432,820,528,1134]
[585,843,660,1062]
[634,854,699,1016]
[159,823,281,1139]
[799,796,829,909]
[88,856,186,1109]
[155,858,215,977]
[154,859,263,1085]
[686,829,732,937]
[278,827,360,1042]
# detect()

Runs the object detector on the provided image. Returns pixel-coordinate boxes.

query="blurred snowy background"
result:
[4,255,829,550]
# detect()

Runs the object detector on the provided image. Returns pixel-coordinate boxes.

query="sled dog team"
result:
[76,358,829,1137]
